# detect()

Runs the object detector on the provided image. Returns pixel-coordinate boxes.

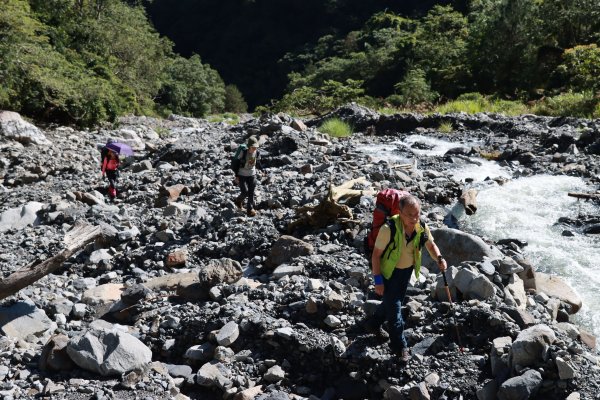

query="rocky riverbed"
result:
[0,105,599,400]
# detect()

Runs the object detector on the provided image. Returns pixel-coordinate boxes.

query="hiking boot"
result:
[399,348,410,362]
[363,320,389,342]
[247,209,257,217]
[234,197,243,209]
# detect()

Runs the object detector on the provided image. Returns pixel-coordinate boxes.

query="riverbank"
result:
[0,107,599,399]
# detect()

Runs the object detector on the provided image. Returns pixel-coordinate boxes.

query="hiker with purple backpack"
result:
[365,191,447,362]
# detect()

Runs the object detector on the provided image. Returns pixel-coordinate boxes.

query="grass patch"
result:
[438,121,454,134]
[207,112,240,125]
[319,118,353,138]
[435,93,528,116]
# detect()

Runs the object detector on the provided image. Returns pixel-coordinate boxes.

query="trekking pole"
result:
[442,270,464,352]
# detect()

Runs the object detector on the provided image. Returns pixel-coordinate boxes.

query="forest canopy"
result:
[0,0,230,126]
[2,0,600,125]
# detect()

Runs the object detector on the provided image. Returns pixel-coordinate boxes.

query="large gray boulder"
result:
[0,201,44,232]
[0,301,56,343]
[0,111,51,145]
[497,369,542,400]
[423,228,503,271]
[510,324,556,368]
[66,325,152,376]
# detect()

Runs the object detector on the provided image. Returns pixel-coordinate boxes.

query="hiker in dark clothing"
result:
[231,136,261,217]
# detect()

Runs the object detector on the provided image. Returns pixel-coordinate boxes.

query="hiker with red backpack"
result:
[365,192,447,362]
[231,135,261,217]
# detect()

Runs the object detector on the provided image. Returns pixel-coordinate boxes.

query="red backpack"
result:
[366,189,410,252]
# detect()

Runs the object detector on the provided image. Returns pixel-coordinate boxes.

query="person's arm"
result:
[371,225,390,296]
[371,246,385,296]
[101,157,107,175]
[425,240,447,272]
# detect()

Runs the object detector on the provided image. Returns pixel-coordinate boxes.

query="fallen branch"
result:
[0,220,103,300]
[289,180,364,232]
[568,192,600,201]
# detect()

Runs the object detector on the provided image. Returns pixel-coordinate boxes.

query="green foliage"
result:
[556,45,600,92]
[224,85,248,113]
[0,0,225,126]
[391,68,439,106]
[413,5,470,97]
[467,0,541,94]
[158,55,225,117]
[318,118,353,138]
[207,113,240,125]
[435,95,528,116]
[274,79,365,115]
[438,122,454,134]
[532,92,598,118]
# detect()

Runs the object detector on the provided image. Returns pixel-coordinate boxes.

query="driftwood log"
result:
[289,178,375,231]
[459,189,478,215]
[0,220,102,300]
[568,192,600,201]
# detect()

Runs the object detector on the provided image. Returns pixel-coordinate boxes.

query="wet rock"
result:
[535,273,582,313]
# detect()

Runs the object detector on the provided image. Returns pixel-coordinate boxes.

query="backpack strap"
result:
[381,218,397,256]
[418,218,429,249]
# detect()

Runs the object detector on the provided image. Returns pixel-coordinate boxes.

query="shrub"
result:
[393,68,439,106]
[532,91,597,118]
[319,118,353,138]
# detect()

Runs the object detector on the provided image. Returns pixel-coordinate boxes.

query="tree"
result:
[556,44,600,92]
[391,68,438,106]
[413,5,470,97]
[224,85,248,113]
[158,55,225,117]
[467,0,540,96]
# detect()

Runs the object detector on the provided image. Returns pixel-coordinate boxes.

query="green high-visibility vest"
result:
[380,215,425,280]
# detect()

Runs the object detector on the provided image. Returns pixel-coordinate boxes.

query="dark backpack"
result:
[230,144,248,174]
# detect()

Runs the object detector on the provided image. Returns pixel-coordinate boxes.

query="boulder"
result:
[265,235,314,269]
[0,201,44,232]
[535,273,582,314]
[497,369,542,400]
[423,228,503,271]
[0,111,51,145]
[198,258,243,289]
[39,334,75,372]
[66,326,152,376]
[510,324,556,368]
[0,301,56,343]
